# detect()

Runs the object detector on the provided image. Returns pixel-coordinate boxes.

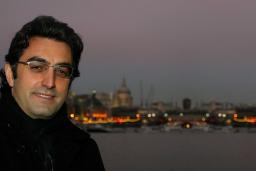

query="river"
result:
[91,128,256,171]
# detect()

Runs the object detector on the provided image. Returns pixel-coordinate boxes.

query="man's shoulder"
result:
[56,118,91,141]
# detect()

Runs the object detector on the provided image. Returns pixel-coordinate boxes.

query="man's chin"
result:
[28,107,58,119]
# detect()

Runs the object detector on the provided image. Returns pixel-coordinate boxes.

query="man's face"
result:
[5,37,72,119]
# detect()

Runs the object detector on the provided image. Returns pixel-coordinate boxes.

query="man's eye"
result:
[29,62,46,72]
[55,67,69,77]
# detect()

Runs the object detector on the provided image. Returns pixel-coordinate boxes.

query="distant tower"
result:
[140,80,144,107]
[146,85,155,107]
[183,98,191,110]
[112,78,133,108]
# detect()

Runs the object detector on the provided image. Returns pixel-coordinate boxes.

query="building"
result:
[151,101,170,113]
[183,98,191,110]
[95,92,112,109]
[112,78,133,108]
[67,91,109,123]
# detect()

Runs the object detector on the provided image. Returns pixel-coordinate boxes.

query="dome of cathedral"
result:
[112,78,133,108]
[117,78,131,94]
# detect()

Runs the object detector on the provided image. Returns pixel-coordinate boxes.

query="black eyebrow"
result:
[27,56,47,63]
[56,62,73,67]
[27,56,73,66]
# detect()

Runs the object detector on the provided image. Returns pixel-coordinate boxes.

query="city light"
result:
[70,113,75,118]
[67,87,256,130]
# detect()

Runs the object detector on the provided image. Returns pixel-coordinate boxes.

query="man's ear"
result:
[4,63,14,87]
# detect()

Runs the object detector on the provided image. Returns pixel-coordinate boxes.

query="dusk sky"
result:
[1,0,256,105]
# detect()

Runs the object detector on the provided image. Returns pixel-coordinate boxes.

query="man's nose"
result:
[42,68,56,89]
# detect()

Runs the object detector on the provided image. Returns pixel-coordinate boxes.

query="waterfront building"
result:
[95,92,112,109]
[67,91,109,123]
[112,78,133,108]
[182,98,192,110]
[151,101,170,113]
[201,101,235,112]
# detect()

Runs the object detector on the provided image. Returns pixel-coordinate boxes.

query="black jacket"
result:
[0,92,105,171]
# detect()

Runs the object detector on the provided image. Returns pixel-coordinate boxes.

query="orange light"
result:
[247,117,256,123]
[234,113,238,118]
[92,113,107,118]
[70,113,75,118]
[226,119,232,125]
[83,117,89,121]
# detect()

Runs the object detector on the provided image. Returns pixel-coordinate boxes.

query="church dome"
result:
[117,78,131,94]
[112,78,133,108]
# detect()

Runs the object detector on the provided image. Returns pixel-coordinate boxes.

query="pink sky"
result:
[1,0,256,104]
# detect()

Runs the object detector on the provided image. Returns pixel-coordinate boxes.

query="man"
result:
[0,16,105,171]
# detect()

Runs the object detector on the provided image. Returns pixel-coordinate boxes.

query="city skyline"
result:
[1,0,256,104]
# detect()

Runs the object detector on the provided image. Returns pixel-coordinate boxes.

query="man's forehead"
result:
[19,37,72,64]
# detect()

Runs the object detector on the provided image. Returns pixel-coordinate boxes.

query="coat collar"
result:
[0,90,90,141]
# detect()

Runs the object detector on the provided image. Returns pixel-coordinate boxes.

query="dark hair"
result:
[6,15,83,78]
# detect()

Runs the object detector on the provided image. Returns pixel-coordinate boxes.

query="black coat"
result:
[0,92,105,171]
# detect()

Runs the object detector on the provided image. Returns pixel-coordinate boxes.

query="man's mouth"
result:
[33,92,56,100]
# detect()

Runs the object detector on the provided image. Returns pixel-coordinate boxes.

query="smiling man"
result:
[0,16,105,171]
